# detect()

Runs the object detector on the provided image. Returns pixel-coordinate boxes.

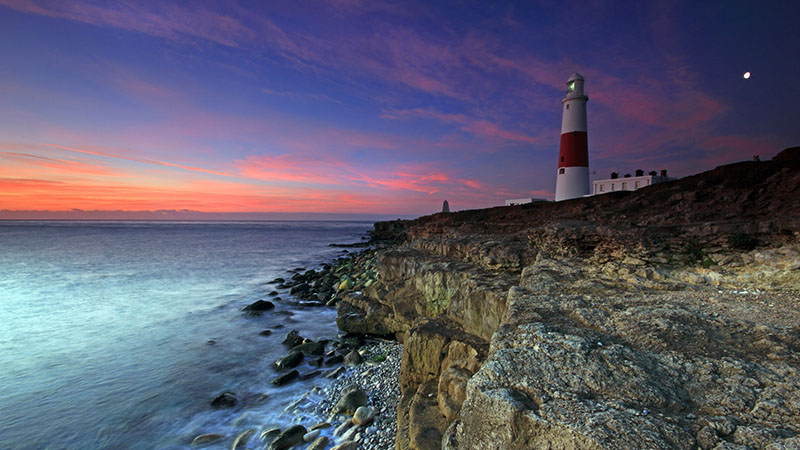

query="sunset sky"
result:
[1,0,798,218]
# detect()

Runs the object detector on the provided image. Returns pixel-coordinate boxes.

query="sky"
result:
[1,0,798,219]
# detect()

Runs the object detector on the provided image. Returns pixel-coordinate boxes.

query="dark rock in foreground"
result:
[242,299,275,315]
[275,351,304,371]
[271,370,300,386]
[269,425,307,450]
[282,330,304,348]
[210,391,237,409]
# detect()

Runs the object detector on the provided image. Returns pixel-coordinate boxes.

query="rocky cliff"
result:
[338,148,800,449]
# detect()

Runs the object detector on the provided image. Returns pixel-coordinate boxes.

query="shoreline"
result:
[195,243,401,449]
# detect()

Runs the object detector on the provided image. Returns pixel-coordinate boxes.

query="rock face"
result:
[339,154,800,449]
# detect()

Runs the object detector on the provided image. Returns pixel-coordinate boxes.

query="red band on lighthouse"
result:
[558,131,588,168]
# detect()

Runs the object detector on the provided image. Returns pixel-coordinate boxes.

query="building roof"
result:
[567,72,584,82]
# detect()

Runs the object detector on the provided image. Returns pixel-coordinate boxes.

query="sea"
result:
[0,220,373,450]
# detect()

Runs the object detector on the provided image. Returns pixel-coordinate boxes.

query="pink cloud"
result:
[461,120,541,145]
[0,150,122,177]
[42,144,234,177]
[0,0,253,47]
[381,107,469,124]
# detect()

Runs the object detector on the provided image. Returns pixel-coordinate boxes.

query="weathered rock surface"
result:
[339,152,800,449]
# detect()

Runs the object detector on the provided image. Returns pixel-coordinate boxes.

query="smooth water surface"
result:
[0,221,371,449]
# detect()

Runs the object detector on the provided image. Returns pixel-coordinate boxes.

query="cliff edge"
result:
[338,147,800,449]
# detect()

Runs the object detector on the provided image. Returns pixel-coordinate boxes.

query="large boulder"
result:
[334,386,368,415]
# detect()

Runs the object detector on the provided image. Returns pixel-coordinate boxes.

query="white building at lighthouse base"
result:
[591,172,672,195]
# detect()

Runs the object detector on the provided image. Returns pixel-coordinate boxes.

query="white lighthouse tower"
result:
[554,73,590,202]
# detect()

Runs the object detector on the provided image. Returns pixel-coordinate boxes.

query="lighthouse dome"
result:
[567,72,584,82]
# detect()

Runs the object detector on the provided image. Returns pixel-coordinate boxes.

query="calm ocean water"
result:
[0,221,372,449]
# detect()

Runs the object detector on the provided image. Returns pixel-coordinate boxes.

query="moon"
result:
[743,72,751,79]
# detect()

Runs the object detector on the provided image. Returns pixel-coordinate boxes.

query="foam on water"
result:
[0,221,371,449]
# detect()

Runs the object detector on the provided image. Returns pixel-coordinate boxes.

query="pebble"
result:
[230,428,255,450]
[334,420,352,437]
[352,406,375,425]
[190,433,223,445]
[340,424,359,441]
[303,429,320,442]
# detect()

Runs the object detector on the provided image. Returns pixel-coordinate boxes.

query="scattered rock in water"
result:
[273,324,285,329]
[275,351,304,371]
[210,392,237,409]
[303,429,321,442]
[268,291,279,296]
[334,386,368,415]
[242,299,275,315]
[282,330,304,348]
[326,366,346,379]
[231,429,255,450]
[271,370,299,386]
[260,427,281,442]
[190,433,224,445]
[310,422,332,431]
[259,329,272,336]
[268,277,285,284]
[269,424,307,450]
[299,370,322,380]
[344,350,362,366]
[294,340,325,356]
[325,354,345,366]
[309,356,323,367]
[290,283,311,295]
[352,406,375,426]
[206,340,216,345]
[307,436,329,450]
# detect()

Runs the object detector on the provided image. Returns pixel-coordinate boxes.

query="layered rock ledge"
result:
[338,149,800,449]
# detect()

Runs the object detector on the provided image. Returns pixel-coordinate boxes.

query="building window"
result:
[561,156,564,162]
[566,104,570,109]
[611,184,615,191]
[622,182,627,190]
[558,168,565,174]
[635,181,640,188]
[599,184,604,192]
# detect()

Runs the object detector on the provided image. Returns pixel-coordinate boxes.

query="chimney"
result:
[635,169,644,176]
[649,170,657,176]
[660,169,668,177]
[610,172,618,179]
[624,173,631,178]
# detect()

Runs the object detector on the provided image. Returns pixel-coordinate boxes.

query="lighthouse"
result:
[554,73,590,201]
